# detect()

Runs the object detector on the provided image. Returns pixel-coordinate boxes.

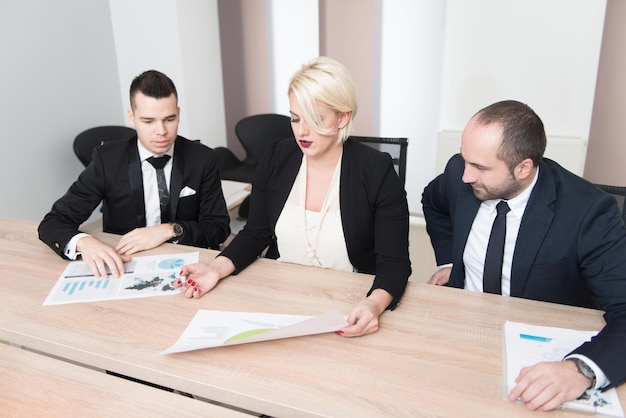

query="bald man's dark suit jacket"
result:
[39,136,230,255]
[422,154,626,388]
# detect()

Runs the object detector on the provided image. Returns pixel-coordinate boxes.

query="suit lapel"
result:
[127,138,146,226]
[509,162,556,296]
[449,190,481,287]
[169,138,184,221]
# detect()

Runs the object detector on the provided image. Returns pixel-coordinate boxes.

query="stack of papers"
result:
[221,180,251,209]
[504,321,624,417]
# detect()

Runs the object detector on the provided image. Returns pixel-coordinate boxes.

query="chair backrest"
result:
[235,114,293,166]
[350,136,408,186]
[73,125,136,167]
[595,184,626,224]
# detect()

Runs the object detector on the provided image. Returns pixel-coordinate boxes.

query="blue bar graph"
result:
[62,279,110,296]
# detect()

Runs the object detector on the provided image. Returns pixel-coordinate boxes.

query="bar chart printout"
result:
[43,252,199,306]
[504,321,625,417]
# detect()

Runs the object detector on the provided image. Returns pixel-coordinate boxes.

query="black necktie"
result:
[146,155,171,223]
[483,200,510,294]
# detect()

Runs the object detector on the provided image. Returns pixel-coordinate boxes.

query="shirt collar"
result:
[137,140,174,162]
[482,167,540,220]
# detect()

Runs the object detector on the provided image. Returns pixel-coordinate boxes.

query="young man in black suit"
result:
[39,70,230,278]
[422,100,626,411]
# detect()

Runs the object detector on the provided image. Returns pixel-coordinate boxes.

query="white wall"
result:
[0,0,608,222]
[378,0,446,215]
[438,0,606,155]
[177,0,226,146]
[267,0,319,115]
[109,0,185,131]
[397,0,605,215]
[387,0,606,215]
[108,0,226,147]
[0,0,227,222]
[0,0,123,221]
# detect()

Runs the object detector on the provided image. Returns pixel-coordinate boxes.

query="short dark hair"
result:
[473,100,546,170]
[129,70,178,109]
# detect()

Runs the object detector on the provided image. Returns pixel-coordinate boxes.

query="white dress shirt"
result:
[137,142,174,227]
[463,170,537,296]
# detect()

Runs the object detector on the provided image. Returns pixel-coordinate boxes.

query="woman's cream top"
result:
[274,154,353,271]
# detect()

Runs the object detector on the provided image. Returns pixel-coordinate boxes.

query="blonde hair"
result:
[288,56,358,142]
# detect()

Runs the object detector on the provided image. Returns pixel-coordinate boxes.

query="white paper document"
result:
[221,180,251,208]
[43,252,199,306]
[504,321,624,417]
[161,308,349,354]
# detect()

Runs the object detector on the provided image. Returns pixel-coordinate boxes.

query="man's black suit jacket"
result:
[220,137,412,307]
[39,136,230,254]
[422,154,626,388]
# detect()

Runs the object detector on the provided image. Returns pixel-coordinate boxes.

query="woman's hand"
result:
[337,289,392,337]
[173,256,236,298]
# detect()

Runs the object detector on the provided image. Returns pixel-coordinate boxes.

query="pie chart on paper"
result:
[158,258,185,270]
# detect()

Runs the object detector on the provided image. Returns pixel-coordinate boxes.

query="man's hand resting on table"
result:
[76,236,131,278]
[427,266,451,286]
[508,360,592,411]
[115,224,174,256]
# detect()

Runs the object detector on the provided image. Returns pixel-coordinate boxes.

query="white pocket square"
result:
[179,186,196,198]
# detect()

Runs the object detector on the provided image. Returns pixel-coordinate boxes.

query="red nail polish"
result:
[335,330,344,335]
[179,270,184,276]
[176,280,181,285]
[187,279,192,284]
[194,287,198,292]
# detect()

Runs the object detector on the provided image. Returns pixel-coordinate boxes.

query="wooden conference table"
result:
[0,343,246,418]
[0,217,624,417]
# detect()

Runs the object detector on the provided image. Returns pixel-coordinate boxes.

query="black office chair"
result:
[215,114,293,218]
[349,136,408,187]
[215,113,293,183]
[73,125,136,167]
[595,184,626,224]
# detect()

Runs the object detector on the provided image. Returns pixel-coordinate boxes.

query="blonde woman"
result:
[175,57,411,337]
